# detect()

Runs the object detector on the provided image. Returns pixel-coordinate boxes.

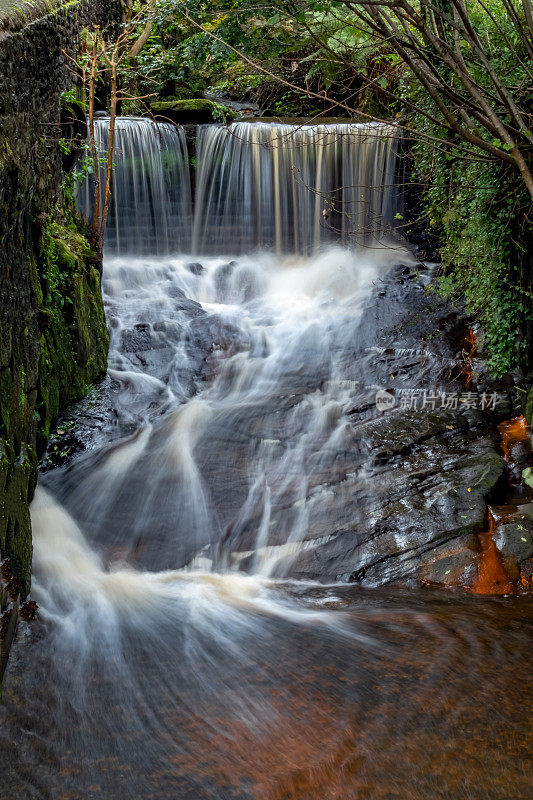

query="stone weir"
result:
[0,0,121,683]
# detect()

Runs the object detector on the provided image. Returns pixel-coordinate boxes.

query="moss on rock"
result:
[0,441,34,597]
[151,98,237,124]
[525,386,533,427]
[1,217,109,598]
[36,223,109,446]
[0,0,118,692]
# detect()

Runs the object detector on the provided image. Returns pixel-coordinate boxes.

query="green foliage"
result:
[396,0,533,377]
[60,88,88,113]
[412,131,531,377]
[131,0,379,114]
[212,62,266,99]
[41,222,88,311]
[61,142,105,204]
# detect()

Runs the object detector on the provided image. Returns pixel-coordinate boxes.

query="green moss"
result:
[0,439,34,598]
[1,215,109,599]
[0,141,14,170]
[35,221,109,449]
[151,99,237,123]
[28,258,43,306]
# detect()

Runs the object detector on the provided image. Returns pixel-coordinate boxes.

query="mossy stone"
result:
[151,99,237,124]
[1,216,109,598]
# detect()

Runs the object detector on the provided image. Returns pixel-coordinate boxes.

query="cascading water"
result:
[2,117,531,800]
[80,118,400,256]
[78,116,192,254]
[193,121,401,255]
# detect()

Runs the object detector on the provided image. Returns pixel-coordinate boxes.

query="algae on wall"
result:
[0,0,119,604]
[0,175,110,600]
[36,223,109,447]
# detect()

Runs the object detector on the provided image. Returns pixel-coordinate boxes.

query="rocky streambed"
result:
[34,255,533,593]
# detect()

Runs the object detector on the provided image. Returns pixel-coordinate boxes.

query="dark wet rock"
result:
[186,262,205,275]
[40,377,119,471]
[151,98,237,124]
[214,261,236,297]
[283,414,504,586]
[167,285,187,299]
[226,265,509,585]
[19,600,38,621]
[121,323,153,353]
[204,92,261,117]
[494,524,533,563]
[173,296,205,318]
[506,441,530,482]
[419,539,479,587]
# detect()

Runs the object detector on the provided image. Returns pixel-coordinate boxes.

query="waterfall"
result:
[7,112,529,800]
[78,116,192,255]
[79,118,400,257]
[192,121,400,256]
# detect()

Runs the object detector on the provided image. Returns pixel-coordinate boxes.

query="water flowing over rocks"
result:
[50,117,515,589]
[39,256,506,588]
[2,113,532,800]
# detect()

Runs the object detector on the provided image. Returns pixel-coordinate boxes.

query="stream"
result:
[1,119,531,799]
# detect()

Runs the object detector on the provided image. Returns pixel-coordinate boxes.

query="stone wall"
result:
[0,0,120,677]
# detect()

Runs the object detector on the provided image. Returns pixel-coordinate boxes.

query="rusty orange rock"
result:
[471,511,515,596]
[497,415,530,461]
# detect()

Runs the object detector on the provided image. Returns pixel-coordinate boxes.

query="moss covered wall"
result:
[0,0,120,617]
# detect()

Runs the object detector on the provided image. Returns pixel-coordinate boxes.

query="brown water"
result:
[2,583,532,799]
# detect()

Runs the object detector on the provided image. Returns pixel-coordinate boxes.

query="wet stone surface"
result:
[39,256,506,586]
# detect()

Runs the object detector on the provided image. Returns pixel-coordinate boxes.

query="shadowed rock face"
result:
[39,253,505,587]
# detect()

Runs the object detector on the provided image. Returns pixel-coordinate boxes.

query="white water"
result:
[78,117,192,254]
[38,245,414,581]
[22,242,394,794]
[39,116,412,650]
[31,484,375,640]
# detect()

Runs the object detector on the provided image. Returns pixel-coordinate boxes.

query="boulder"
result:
[186,262,205,275]
[494,523,533,563]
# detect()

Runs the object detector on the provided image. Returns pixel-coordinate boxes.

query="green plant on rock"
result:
[409,92,533,378]
[35,219,109,444]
